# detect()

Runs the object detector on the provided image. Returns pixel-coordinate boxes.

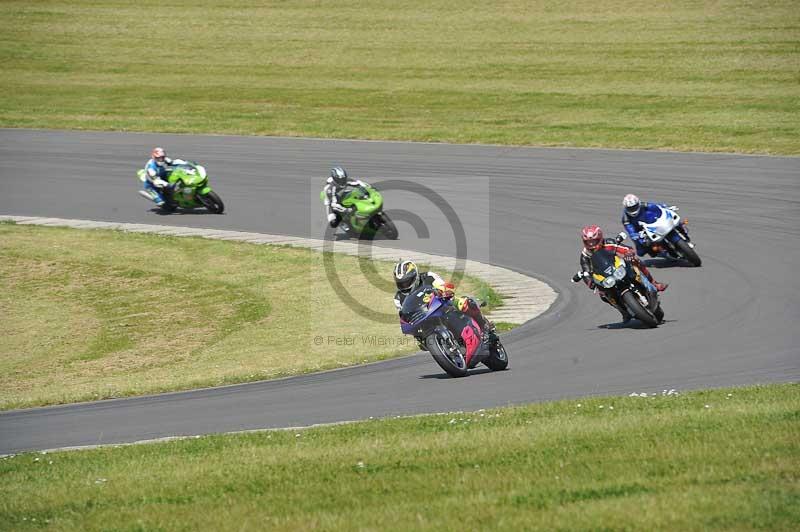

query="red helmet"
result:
[581,225,604,252]
[151,147,166,164]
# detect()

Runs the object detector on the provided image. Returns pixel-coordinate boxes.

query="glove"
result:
[442,282,455,298]
[637,230,647,243]
[327,213,337,223]
[572,271,589,283]
[153,178,168,188]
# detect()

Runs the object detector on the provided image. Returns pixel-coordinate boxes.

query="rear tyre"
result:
[674,239,701,267]
[200,191,225,214]
[622,291,658,328]
[484,341,509,371]
[426,333,468,378]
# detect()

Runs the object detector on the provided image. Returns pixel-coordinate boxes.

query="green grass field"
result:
[0,223,499,410]
[1,384,797,531]
[1,0,797,154]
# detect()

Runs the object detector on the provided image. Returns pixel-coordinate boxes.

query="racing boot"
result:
[482,320,499,347]
[138,189,161,204]
[654,282,668,292]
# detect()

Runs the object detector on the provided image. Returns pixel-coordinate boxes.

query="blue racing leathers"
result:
[142,157,174,204]
[622,202,669,256]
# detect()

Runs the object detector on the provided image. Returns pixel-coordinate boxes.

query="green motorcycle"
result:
[138,160,224,214]
[320,182,398,239]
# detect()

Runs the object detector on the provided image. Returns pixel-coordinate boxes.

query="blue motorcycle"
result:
[632,205,701,267]
[400,285,508,377]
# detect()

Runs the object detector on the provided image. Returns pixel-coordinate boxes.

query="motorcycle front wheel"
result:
[427,332,468,377]
[199,191,225,214]
[484,340,509,371]
[372,213,399,240]
[622,290,659,328]
[674,238,701,267]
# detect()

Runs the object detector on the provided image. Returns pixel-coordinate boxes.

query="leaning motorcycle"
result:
[635,205,700,266]
[399,285,508,377]
[320,183,398,239]
[138,160,224,214]
[573,248,665,328]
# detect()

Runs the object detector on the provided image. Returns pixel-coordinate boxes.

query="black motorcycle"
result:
[573,248,664,328]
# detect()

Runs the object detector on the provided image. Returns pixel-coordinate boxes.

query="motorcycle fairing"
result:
[640,206,681,243]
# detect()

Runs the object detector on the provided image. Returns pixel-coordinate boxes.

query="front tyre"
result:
[426,333,468,378]
[199,191,225,214]
[622,290,659,328]
[374,214,399,240]
[484,340,509,371]
[674,239,701,267]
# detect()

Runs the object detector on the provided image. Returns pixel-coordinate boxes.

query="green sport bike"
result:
[138,160,225,214]
[320,182,398,239]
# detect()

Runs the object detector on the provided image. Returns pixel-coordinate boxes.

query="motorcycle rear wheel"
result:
[622,291,659,328]
[427,333,469,377]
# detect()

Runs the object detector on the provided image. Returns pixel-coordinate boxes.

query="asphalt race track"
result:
[1,129,798,454]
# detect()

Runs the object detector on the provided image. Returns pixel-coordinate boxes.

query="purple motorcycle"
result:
[400,285,508,377]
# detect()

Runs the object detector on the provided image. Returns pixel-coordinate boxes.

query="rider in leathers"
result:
[621,193,689,257]
[322,166,370,231]
[577,225,667,323]
[393,260,497,349]
[141,147,178,206]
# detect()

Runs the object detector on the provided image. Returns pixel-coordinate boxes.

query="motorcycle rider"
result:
[576,225,667,323]
[622,194,688,257]
[322,166,370,232]
[393,260,498,346]
[140,147,177,206]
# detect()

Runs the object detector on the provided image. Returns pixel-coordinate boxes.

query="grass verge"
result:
[0,0,798,154]
[0,384,797,530]
[0,224,500,410]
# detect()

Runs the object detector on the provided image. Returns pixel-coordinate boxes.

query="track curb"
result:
[0,215,557,324]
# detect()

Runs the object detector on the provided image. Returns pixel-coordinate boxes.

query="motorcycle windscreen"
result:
[590,249,617,280]
[399,286,441,333]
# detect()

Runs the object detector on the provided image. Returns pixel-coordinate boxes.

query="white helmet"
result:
[151,147,167,167]
[623,194,641,217]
